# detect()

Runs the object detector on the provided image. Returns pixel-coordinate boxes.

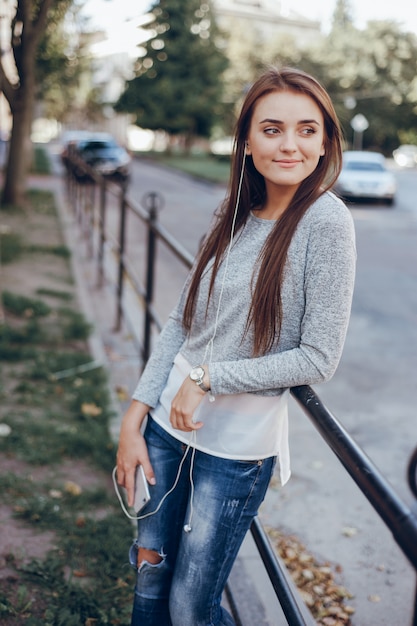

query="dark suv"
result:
[73,133,131,182]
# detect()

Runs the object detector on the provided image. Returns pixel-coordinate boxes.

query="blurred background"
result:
[1,0,417,203]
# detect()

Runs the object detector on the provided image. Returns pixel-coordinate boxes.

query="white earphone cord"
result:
[114,149,247,530]
[203,148,247,367]
[112,431,197,526]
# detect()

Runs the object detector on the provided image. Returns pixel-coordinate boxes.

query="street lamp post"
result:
[350,113,369,150]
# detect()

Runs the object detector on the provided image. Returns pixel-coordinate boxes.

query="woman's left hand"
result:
[170,376,207,432]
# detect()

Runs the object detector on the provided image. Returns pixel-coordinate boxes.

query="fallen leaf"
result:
[302,569,315,581]
[64,481,82,496]
[115,385,129,402]
[266,527,355,625]
[81,402,102,417]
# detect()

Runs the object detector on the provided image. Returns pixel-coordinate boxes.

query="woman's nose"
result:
[279,132,297,152]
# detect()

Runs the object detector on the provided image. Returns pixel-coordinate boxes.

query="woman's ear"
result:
[245,141,251,155]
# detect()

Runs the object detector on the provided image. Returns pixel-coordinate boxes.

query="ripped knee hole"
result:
[137,547,163,567]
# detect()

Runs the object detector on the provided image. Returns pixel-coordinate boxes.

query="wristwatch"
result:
[189,365,210,392]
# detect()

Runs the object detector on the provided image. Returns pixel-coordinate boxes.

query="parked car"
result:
[60,130,92,170]
[74,133,131,182]
[393,144,417,168]
[333,150,396,206]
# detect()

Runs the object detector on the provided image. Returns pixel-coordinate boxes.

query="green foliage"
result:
[0,583,34,618]
[31,145,52,174]
[0,294,94,363]
[27,243,71,258]
[27,188,57,215]
[17,509,135,625]
[35,1,92,122]
[36,287,73,301]
[0,336,134,619]
[142,151,231,182]
[319,21,417,152]
[246,18,417,154]
[0,231,23,264]
[0,318,44,345]
[59,308,93,340]
[0,183,134,623]
[2,291,52,317]
[0,334,39,361]
[331,0,355,32]
[116,0,229,142]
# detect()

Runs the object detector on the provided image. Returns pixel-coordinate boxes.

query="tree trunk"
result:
[0,0,54,207]
[1,92,34,206]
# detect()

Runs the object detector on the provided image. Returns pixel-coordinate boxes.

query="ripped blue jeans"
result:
[129,417,276,626]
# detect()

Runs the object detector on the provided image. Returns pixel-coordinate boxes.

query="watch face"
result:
[190,366,204,382]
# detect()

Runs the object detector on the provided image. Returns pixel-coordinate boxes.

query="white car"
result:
[333,151,396,206]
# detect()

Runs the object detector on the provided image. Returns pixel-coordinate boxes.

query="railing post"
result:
[250,518,310,626]
[115,183,128,331]
[85,182,95,259]
[408,446,417,499]
[143,192,162,362]
[97,177,107,288]
[291,385,417,572]
[408,448,417,626]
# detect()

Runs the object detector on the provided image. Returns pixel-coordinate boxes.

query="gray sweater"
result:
[133,191,356,406]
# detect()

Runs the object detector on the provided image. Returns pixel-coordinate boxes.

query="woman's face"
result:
[246,90,326,194]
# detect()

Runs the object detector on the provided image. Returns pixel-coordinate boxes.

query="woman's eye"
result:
[264,127,279,135]
[301,127,316,135]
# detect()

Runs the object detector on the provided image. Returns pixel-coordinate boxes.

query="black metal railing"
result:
[64,156,417,626]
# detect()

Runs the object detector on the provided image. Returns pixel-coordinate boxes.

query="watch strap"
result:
[196,379,210,393]
[189,366,210,392]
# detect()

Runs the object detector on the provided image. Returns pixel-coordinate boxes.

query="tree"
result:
[35,2,90,123]
[331,0,355,32]
[0,0,75,205]
[115,0,229,148]
[262,17,417,153]
[322,21,417,151]
[1,0,53,205]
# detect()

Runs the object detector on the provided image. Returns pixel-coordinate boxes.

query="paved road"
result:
[51,148,417,625]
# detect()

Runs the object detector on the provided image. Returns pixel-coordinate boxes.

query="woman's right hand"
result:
[116,400,155,508]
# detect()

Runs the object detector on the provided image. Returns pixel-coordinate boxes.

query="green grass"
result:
[0,190,135,625]
[0,231,24,264]
[36,287,73,302]
[2,290,52,317]
[31,145,52,175]
[138,151,231,183]
[26,243,71,257]
[28,188,57,214]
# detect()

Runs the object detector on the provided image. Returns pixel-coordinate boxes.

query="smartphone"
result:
[133,464,151,513]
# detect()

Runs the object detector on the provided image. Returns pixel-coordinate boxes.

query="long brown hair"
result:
[183,66,344,355]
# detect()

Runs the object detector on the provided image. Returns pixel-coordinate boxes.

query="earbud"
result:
[183,524,192,533]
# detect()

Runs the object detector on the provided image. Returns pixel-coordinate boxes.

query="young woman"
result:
[116,66,356,626]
